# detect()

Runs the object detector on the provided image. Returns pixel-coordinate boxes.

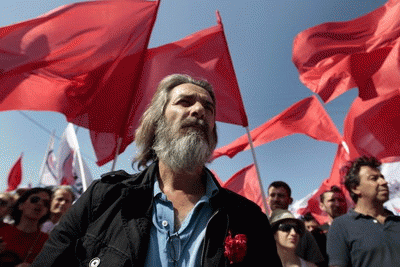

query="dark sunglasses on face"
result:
[278,223,304,235]
[29,196,50,207]
[0,199,9,207]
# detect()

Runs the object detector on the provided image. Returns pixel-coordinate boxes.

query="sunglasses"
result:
[29,196,50,207]
[277,223,304,235]
[0,199,9,207]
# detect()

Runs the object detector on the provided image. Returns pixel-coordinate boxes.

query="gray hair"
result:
[133,74,217,169]
[52,185,76,202]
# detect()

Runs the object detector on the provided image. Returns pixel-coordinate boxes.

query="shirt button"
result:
[162,220,169,227]
[373,220,378,223]
[89,257,100,267]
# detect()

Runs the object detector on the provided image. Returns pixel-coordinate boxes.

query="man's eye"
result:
[178,99,190,105]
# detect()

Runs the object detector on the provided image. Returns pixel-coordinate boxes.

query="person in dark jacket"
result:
[32,74,282,267]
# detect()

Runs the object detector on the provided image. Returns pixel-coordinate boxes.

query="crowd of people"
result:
[0,186,75,266]
[0,74,398,266]
[267,156,400,267]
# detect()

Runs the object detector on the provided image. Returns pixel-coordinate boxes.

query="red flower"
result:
[224,232,247,264]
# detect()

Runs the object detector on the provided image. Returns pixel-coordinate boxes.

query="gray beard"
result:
[153,119,213,174]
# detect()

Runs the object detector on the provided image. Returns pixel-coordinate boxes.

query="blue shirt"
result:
[144,172,219,267]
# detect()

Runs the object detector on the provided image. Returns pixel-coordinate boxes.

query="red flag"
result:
[223,164,267,213]
[296,144,353,225]
[7,154,23,192]
[292,0,400,103]
[211,95,342,161]
[344,89,400,163]
[0,0,159,132]
[93,11,248,165]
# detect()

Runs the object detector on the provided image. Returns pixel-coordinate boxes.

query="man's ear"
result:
[351,186,361,198]
[289,197,293,205]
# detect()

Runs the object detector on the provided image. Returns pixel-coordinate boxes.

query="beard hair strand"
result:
[153,119,214,174]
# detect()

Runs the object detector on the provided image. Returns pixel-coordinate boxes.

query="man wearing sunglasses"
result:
[327,156,400,267]
[33,74,282,267]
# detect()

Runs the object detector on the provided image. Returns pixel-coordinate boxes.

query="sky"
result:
[0,0,389,202]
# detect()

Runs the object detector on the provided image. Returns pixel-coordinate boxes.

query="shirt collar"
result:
[348,208,397,220]
[153,170,219,200]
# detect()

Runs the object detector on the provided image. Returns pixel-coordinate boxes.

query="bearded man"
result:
[32,74,281,267]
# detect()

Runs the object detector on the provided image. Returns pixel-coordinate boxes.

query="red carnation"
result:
[224,232,247,264]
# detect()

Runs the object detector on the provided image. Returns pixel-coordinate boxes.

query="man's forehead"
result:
[359,165,381,177]
[171,83,214,102]
[325,191,344,200]
[268,186,289,196]
[55,189,73,198]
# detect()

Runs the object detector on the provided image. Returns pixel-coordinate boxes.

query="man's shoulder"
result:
[100,170,136,183]
[83,168,151,200]
[217,188,263,213]
[329,212,355,233]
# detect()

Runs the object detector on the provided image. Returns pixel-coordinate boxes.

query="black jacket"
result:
[32,163,282,266]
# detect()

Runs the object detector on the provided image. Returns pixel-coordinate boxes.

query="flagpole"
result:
[111,137,123,171]
[245,126,269,214]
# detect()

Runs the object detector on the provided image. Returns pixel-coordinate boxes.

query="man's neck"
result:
[157,160,207,231]
[158,160,205,193]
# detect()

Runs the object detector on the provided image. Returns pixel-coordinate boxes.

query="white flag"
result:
[382,161,400,215]
[56,124,93,194]
[38,132,58,187]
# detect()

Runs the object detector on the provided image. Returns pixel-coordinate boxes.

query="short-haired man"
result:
[320,186,347,220]
[319,186,347,231]
[268,181,325,266]
[41,185,76,233]
[267,181,293,211]
[302,212,321,233]
[32,74,282,266]
[327,156,400,267]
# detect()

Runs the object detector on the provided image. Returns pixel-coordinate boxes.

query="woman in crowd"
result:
[0,188,52,267]
[270,209,317,267]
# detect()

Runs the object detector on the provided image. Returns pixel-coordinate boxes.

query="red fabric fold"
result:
[344,89,400,163]
[292,0,400,102]
[7,154,23,192]
[211,95,342,161]
[223,164,266,213]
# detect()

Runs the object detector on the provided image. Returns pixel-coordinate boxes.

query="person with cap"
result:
[270,209,317,267]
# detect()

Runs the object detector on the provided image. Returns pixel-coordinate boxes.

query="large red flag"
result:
[0,0,159,132]
[295,144,353,225]
[211,95,342,161]
[223,164,267,213]
[344,89,400,163]
[93,11,248,165]
[292,0,400,103]
[7,154,23,192]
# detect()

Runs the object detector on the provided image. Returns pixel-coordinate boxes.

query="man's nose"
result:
[190,101,205,119]
[379,177,388,186]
